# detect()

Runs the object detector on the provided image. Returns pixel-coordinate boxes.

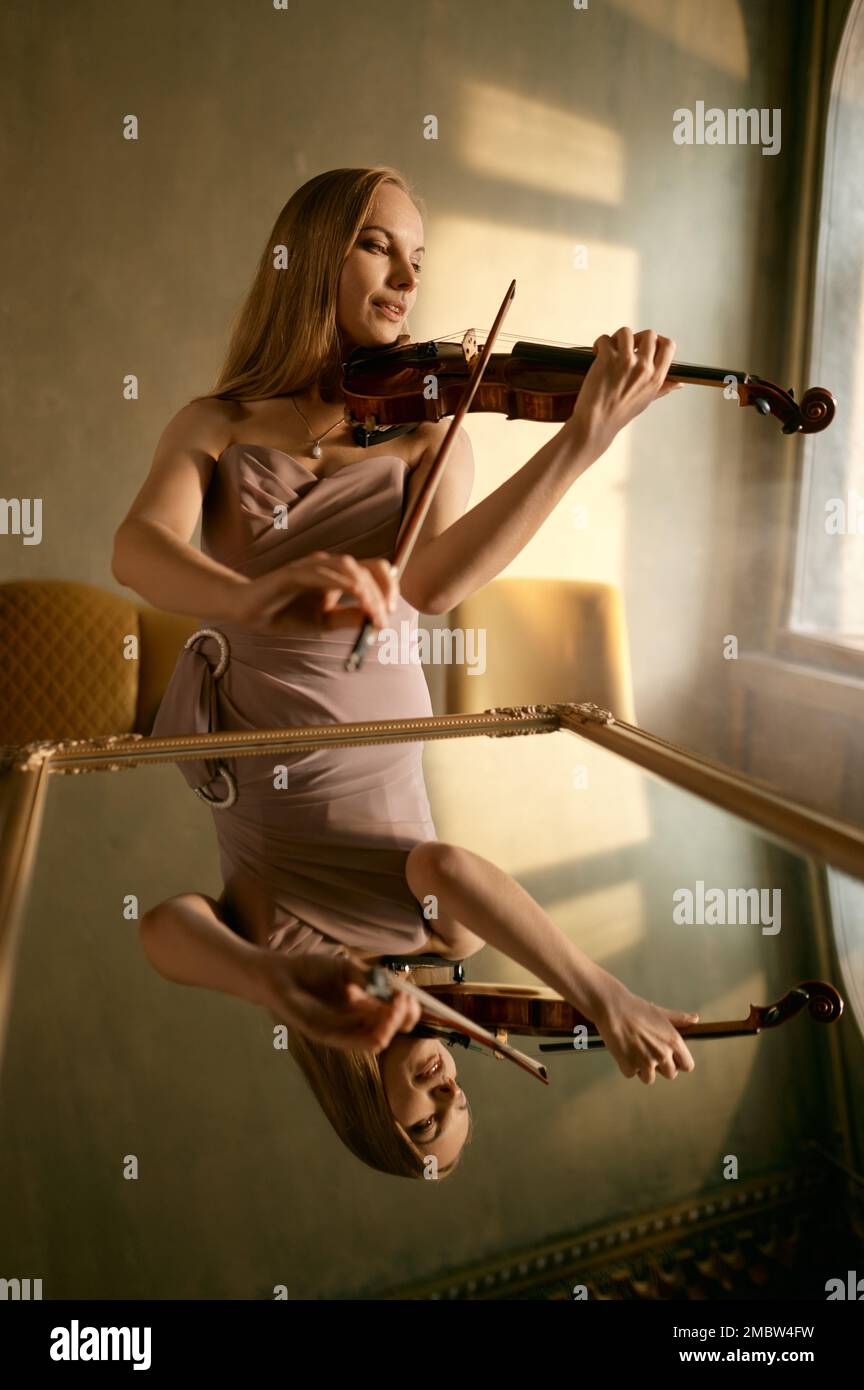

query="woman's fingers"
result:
[612,325,635,357]
[343,982,422,1043]
[273,954,420,1054]
[611,999,700,1083]
[296,555,398,629]
[651,333,677,391]
[307,558,386,623]
[633,328,657,362]
[364,557,400,613]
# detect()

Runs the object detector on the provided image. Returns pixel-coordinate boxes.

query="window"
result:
[791,0,864,648]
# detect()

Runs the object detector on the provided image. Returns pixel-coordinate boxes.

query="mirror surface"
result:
[0,728,854,1298]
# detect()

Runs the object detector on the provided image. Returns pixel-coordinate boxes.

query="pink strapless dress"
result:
[150,442,437,958]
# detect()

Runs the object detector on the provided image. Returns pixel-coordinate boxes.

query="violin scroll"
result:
[747,980,844,1030]
[738,376,837,434]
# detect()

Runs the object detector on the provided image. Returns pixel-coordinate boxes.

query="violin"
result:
[365,968,844,1082]
[342,280,836,671]
[342,327,837,443]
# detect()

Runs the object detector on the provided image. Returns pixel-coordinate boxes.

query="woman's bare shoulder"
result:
[406,419,474,479]
[167,395,238,451]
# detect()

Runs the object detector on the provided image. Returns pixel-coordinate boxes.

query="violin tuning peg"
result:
[754,397,772,416]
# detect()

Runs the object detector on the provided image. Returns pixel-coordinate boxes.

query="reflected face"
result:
[336,183,424,353]
[380,1037,470,1169]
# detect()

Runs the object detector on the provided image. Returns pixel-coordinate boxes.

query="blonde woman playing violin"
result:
[113,166,691,1179]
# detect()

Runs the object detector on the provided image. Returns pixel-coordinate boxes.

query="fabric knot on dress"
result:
[151,626,238,809]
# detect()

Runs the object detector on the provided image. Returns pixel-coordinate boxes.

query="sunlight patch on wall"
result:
[460,81,624,204]
[607,0,749,80]
[554,878,646,961]
[424,731,651,876]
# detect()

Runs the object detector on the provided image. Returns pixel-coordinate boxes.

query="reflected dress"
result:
[150,442,437,959]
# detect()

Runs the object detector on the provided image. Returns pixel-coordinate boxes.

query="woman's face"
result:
[380,1035,470,1169]
[336,183,424,353]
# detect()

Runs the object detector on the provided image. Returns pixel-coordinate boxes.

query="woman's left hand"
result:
[262,953,422,1052]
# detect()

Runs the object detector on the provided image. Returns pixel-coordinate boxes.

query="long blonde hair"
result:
[284,1026,470,1180]
[191,165,425,406]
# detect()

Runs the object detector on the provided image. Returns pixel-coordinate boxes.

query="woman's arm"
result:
[112,400,252,622]
[406,843,610,1013]
[139,893,269,1004]
[138,894,423,1050]
[398,417,588,615]
[406,841,699,1084]
[398,329,680,615]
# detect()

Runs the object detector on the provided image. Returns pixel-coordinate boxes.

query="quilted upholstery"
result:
[0,580,199,745]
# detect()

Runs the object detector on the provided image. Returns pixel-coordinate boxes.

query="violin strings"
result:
[432,327,586,349]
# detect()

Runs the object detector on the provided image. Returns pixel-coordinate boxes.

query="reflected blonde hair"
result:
[191,165,425,406]
[284,1027,470,1180]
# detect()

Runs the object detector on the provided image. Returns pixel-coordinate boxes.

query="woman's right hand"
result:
[587,973,699,1084]
[260,953,422,1053]
[232,552,399,634]
[567,326,682,466]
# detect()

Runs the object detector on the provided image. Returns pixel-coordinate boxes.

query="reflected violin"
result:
[365,968,843,1083]
[421,978,843,1052]
[343,327,837,443]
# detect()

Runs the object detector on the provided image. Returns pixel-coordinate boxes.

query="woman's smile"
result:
[373,300,405,322]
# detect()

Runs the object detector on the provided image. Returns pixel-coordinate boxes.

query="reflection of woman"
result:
[113,165,694,1180]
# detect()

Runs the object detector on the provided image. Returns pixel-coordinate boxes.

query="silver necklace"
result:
[290,394,345,459]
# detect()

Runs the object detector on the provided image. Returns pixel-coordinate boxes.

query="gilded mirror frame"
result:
[2,698,864,1079]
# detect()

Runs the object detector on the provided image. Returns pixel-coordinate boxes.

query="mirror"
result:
[0,711,860,1299]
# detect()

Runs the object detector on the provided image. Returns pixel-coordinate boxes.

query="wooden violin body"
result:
[417,978,844,1055]
[342,331,837,442]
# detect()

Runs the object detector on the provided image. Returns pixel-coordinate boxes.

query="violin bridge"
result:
[461,329,478,363]
[493,1026,509,1060]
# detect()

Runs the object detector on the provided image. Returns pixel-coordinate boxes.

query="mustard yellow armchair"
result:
[0,580,201,745]
[0,576,636,745]
[443,577,635,720]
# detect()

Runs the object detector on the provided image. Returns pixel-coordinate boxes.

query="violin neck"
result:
[512,340,746,387]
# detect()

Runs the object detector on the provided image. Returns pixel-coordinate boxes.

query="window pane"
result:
[793,0,864,642]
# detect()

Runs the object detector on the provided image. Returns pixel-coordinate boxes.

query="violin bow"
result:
[344,278,517,672]
[536,979,843,1052]
[359,959,549,1084]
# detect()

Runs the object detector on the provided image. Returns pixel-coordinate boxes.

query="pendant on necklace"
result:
[311,442,322,459]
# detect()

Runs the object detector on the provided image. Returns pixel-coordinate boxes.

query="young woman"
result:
[112,165,696,1180]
